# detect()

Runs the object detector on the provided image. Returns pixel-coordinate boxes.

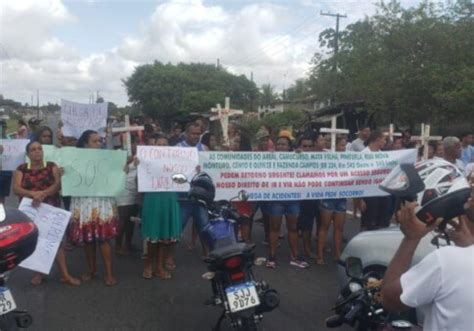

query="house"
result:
[258,96,326,118]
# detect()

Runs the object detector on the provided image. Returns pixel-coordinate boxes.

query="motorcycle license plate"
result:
[225,282,260,313]
[0,287,16,315]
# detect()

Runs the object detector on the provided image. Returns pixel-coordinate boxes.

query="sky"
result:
[0,0,422,107]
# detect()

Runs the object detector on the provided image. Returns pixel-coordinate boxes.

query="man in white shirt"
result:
[443,136,465,173]
[382,201,474,331]
[349,125,371,152]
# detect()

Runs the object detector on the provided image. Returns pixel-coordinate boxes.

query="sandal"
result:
[104,276,118,287]
[315,259,326,265]
[81,272,97,282]
[290,259,310,269]
[155,269,172,280]
[30,274,43,286]
[265,258,276,269]
[142,269,153,279]
[166,261,176,271]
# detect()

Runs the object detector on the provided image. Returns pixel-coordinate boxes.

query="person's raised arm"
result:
[381,202,439,312]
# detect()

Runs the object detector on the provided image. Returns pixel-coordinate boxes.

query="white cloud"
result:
[0,0,422,107]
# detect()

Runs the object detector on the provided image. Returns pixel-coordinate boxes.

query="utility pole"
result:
[36,89,40,118]
[320,11,347,104]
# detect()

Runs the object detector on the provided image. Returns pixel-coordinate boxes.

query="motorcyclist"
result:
[381,198,474,331]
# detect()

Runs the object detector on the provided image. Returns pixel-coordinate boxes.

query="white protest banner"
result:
[61,99,108,139]
[0,139,29,171]
[200,150,417,201]
[137,146,199,192]
[19,198,71,274]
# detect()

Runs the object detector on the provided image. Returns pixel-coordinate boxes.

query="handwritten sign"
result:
[19,198,71,274]
[137,146,199,192]
[61,99,108,139]
[200,150,417,201]
[0,139,29,171]
[61,148,127,197]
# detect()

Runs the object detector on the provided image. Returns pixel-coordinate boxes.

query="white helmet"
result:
[380,159,471,227]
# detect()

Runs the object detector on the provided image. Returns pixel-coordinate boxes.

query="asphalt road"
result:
[4,196,359,331]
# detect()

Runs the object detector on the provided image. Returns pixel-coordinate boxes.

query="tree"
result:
[124,62,258,123]
[285,78,311,101]
[309,0,474,130]
[259,84,279,106]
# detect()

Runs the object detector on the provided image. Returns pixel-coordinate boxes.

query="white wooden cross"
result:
[320,115,349,151]
[384,124,402,142]
[210,97,243,146]
[410,123,442,160]
[111,115,144,156]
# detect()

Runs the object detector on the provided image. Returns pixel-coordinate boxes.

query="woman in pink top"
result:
[17,120,29,139]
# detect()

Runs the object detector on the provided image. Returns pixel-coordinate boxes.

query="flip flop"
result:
[104,276,118,287]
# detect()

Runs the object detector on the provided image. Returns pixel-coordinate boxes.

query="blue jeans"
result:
[180,200,209,233]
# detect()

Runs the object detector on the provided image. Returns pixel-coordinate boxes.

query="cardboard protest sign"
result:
[19,198,71,274]
[0,139,29,171]
[61,99,108,139]
[200,150,417,201]
[61,148,127,197]
[137,146,199,192]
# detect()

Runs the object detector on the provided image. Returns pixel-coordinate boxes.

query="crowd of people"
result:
[0,115,473,287]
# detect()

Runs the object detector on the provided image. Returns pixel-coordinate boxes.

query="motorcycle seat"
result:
[209,243,249,260]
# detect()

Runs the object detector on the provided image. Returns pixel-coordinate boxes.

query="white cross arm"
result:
[384,132,402,137]
[410,135,442,142]
[111,125,145,133]
[320,128,349,134]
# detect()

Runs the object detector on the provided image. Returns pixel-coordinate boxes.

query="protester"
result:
[443,136,464,171]
[168,124,183,146]
[253,128,273,245]
[0,120,12,204]
[140,134,181,279]
[349,125,371,152]
[35,126,53,145]
[313,132,326,152]
[266,136,308,269]
[115,140,139,256]
[460,132,474,166]
[381,201,474,330]
[69,130,119,286]
[229,136,254,243]
[201,132,217,151]
[296,135,318,258]
[401,129,413,148]
[17,119,29,139]
[13,141,80,286]
[177,122,209,255]
[358,130,392,230]
[316,137,348,265]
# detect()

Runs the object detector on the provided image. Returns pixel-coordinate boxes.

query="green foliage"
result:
[240,110,306,141]
[309,0,474,129]
[124,62,258,122]
[259,84,280,106]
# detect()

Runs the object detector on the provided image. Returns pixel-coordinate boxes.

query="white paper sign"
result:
[200,149,418,201]
[61,99,108,139]
[19,198,71,274]
[137,146,199,192]
[0,139,29,171]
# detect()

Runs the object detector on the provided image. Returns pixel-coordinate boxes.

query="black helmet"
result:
[0,204,38,273]
[189,172,215,205]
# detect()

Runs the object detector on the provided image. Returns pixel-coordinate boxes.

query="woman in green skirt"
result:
[140,134,181,279]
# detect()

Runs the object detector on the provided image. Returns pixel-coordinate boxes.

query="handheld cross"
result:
[111,115,144,156]
[320,115,349,151]
[410,124,442,160]
[384,124,402,143]
[210,97,243,146]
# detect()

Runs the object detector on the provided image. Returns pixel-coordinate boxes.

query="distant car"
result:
[338,224,438,324]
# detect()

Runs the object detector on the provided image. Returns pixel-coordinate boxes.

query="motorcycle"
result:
[0,204,39,330]
[326,256,421,331]
[172,173,279,331]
